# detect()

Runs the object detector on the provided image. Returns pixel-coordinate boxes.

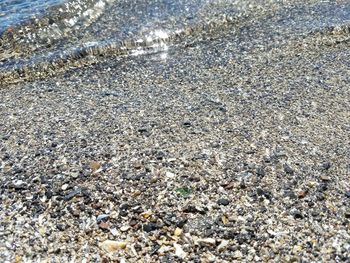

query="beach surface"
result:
[0,0,350,261]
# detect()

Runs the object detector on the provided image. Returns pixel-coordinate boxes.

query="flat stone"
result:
[217,198,230,206]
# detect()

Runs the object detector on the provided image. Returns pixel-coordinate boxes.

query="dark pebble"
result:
[143,223,158,232]
[64,189,81,201]
[283,163,294,175]
[217,198,230,206]
[256,188,265,196]
[183,121,192,127]
[183,205,206,214]
[256,167,265,177]
[45,190,53,199]
[345,210,350,219]
[176,218,188,228]
[119,203,129,210]
[137,127,149,133]
[56,224,66,231]
[293,210,304,219]
[345,191,350,198]
[119,210,128,216]
[321,162,331,170]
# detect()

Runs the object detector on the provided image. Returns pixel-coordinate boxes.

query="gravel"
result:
[0,0,350,262]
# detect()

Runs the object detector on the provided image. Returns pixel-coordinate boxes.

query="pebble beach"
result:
[0,0,350,262]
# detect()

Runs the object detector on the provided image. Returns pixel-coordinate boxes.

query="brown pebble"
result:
[298,190,308,199]
[90,161,101,173]
[99,222,110,230]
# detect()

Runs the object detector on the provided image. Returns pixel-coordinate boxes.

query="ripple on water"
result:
[0,0,349,85]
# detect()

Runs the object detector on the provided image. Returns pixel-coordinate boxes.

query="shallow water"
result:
[0,0,349,84]
[0,0,65,31]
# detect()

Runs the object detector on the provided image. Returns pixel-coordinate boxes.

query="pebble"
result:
[110,228,118,236]
[183,121,192,127]
[321,162,331,170]
[61,184,68,191]
[283,163,294,175]
[143,223,158,232]
[99,222,110,230]
[120,225,130,232]
[96,214,109,223]
[174,243,186,259]
[345,209,350,219]
[297,190,308,199]
[293,210,304,220]
[217,240,229,251]
[99,240,127,253]
[90,161,101,173]
[166,171,176,178]
[197,238,216,246]
[217,198,230,206]
[256,167,265,177]
[233,250,243,259]
[345,191,350,198]
[320,175,331,182]
[174,227,183,237]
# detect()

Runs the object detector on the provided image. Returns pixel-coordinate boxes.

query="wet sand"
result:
[0,0,350,262]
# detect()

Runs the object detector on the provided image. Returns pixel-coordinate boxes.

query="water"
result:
[0,0,64,31]
[0,0,349,84]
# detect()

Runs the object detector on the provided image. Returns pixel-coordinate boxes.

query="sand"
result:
[0,0,349,262]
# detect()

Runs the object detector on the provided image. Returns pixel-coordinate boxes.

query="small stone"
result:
[99,222,110,230]
[110,228,118,236]
[217,198,230,206]
[183,205,202,214]
[64,189,81,201]
[13,180,26,190]
[150,177,158,183]
[297,190,308,199]
[256,167,265,177]
[174,227,183,237]
[166,171,176,178]
[133,190,141,197]
[183,121,192,127]
[345,209,350,219]
[143,223,158,232]
[174,243,186,259]
[56,224,65,231]
[99,240,127,253]
[217,240,229,251]
[293,210,304,219]
[321,162,331,170]
[61,184,68,191]
[256,188,265,196]
[221,215,229,225]
[137,127,149,134]
[120,226,130,232]
[345,191,350,198]
[90,161,101,173]
[198,238,216,246]
[320,175,331,182]
[141,211,152,218]
[158,245,173,254]
[233,250,243,259]
[133,161,142,169]
[96,214,109,223]
[283,163,294,175]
